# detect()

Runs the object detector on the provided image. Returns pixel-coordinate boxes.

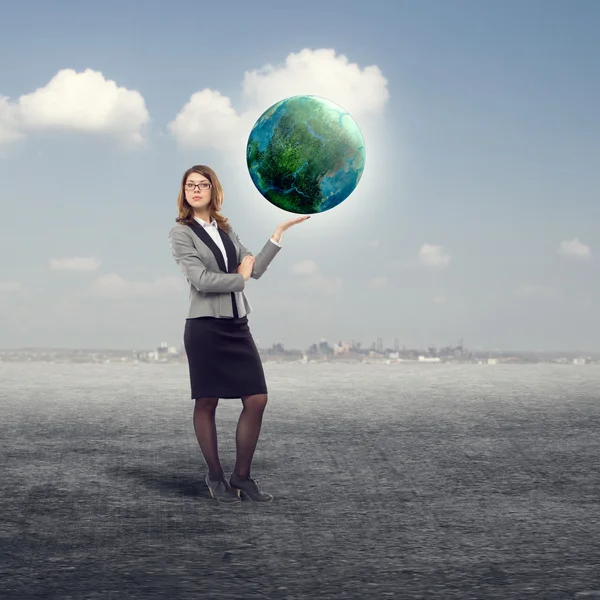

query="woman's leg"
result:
[193,397,223,481]
[232,393,268,480]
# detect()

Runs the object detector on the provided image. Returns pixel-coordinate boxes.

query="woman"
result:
[168,165,309,504]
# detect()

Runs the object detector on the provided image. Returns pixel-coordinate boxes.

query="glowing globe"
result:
[246,95,365,214]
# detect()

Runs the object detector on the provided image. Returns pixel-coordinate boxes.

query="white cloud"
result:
[391,244,451,270]
[558,238,591,259]
[50,257,101,271]
[168,89,242,150]
[0,281,29,307]
[1,69,149,146]
[90,274,185,298]
[385,259,407,269]
[292,260,318,275]
[514,285,557,298]
[312,275,343,294]
[241,48,388,118]
[288,259,340,293]
[303,274,343,294]
[370,276,387,289]
[0,281,24,293]
[0,97,23,143]
[169,48,389,150]
[419,244,451,268]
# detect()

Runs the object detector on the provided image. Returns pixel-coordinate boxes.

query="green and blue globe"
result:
[246,95,365,214]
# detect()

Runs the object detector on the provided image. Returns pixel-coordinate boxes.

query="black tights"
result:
[193,394,268,482]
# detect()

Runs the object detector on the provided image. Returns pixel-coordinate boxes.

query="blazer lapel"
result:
[218,228,238,274]
[186,221,241,319]
[187,222,228,273]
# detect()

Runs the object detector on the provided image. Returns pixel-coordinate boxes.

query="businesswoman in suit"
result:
[169,165,309,504]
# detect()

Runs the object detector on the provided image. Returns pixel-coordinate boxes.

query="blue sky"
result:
[0,0,598,352]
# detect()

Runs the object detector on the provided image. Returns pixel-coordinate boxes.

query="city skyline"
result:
[2,335,599,358]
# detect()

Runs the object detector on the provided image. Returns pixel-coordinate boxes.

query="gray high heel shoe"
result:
[229,473,274,503]
[205,474,241,503]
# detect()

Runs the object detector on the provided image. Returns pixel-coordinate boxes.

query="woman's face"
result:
[184,172,212,211]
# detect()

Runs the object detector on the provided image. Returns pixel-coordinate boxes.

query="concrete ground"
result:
[1,362,599,599]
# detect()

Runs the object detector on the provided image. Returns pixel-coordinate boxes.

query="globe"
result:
[246,95,365,214]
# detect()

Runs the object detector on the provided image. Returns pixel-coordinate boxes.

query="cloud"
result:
[89,274,185,298]
[514,285,557,298]
[391,244,451,270]
[1,69,149,146]
[0,281,29,307]
[288,259,340,293]
[0,281,25,293]
[370,276,387,289]
[292,260,318,275]
[169,48,389,150]
[168,89,243,150]
[292,274,342,294]
[241,48,388,118]
[50,257,101,271]
[419,244,451,268]
[306,275,343,294]
[0,97,23,143]
[558,238,591,259]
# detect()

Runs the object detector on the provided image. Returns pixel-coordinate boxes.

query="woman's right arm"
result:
[168,227,246,293]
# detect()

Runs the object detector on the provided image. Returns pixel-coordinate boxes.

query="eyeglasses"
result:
[185,182,212,191]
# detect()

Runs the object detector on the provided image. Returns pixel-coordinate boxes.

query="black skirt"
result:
[183,315,268,400]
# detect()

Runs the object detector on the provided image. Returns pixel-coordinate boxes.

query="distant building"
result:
[307,338,333,357]
[333,341,351,355]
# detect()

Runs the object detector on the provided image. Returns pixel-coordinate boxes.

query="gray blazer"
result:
[168,221,281,319]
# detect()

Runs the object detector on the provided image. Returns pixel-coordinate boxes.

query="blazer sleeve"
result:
[169,227,246,293]
[230,226,282,279]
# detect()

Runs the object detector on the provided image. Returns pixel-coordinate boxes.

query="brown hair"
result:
[175,165,230,232]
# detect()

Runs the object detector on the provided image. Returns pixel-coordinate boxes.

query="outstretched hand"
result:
[277,215,311,232]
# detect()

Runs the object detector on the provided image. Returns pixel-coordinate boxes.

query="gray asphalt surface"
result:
[1,362,599,599]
